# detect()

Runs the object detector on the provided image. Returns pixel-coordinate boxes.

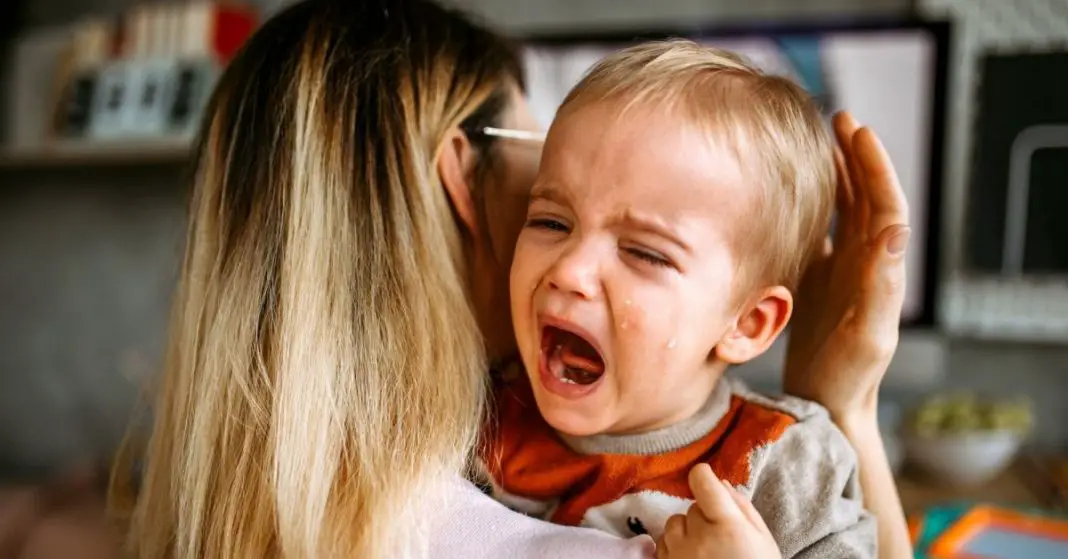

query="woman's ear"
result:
[715,286,793,364]
[438,127,480,237]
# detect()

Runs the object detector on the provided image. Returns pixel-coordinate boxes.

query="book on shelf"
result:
[50,1,258,148]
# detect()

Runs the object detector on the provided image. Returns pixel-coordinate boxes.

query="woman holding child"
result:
[112,0,914,557]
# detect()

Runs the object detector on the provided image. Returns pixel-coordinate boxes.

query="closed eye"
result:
[526,218,570,233]
[623,247,672,268]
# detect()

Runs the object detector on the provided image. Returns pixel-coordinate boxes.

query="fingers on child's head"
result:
[853,127,892,181]
[832,112,860,155]
[857,133,909,223]
[832,148,855,245]
[833,113,870,220]
[833,112,909,235]
[874,225,911,297]
[833,147,854,207]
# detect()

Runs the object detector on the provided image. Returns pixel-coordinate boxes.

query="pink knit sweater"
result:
[436,478,656,557]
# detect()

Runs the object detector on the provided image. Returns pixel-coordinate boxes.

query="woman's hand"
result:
[656,465,781,559]
[783,111,911,425]
[783,113,915,559]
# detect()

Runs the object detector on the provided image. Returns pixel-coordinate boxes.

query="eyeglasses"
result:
[472,126,546,144]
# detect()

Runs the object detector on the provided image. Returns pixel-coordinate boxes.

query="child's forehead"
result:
[539,102,757,232]
[545,100,752,194]
[550,96,754,164]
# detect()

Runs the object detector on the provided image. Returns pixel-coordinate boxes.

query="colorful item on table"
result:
[910,503,1068,558]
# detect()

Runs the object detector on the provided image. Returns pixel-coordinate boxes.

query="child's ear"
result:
[437,127,480,237]
[715,286,793,364]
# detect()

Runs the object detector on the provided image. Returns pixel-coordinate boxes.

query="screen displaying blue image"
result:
[775,35,834,114]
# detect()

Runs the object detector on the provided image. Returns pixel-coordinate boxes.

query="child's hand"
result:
[655,464,781,559]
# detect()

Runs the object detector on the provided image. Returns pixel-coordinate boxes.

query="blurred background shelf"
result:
[0,139,192,169]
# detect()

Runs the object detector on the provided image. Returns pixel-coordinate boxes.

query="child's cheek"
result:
[617,297,679,351]
[617,298,643,333]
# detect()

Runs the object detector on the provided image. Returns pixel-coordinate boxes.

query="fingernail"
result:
[887,227,911,255]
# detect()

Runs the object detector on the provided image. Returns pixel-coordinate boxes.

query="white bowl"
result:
[904,431,1023,486]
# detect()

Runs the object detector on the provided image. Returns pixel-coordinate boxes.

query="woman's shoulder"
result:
[435,478,655,558]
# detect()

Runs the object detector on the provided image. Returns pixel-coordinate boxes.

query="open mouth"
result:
[541,325,606,386]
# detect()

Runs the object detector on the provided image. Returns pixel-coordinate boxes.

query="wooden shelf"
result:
[0,138,193,169]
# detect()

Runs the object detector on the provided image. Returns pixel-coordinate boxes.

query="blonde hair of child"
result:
[560,39,835,292]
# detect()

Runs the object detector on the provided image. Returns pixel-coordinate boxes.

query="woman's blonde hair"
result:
[111,1,523,556]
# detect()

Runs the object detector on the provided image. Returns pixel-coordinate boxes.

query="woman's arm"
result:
[837,411,910,559]
[782,112,912,559]
[450,473,783,559]
[437,478,657,558]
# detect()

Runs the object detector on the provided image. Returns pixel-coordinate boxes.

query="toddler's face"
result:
[510,100,760,436]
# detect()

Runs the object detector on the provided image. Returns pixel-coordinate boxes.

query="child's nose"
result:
[546,243,601,300]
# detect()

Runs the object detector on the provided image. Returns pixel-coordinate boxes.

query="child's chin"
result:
[542,408,610,437]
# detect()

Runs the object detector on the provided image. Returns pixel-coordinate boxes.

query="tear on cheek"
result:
[618,309,646,334]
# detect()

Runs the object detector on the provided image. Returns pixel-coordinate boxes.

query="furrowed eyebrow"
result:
[619,210,693,255]
[528,183,571,206]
